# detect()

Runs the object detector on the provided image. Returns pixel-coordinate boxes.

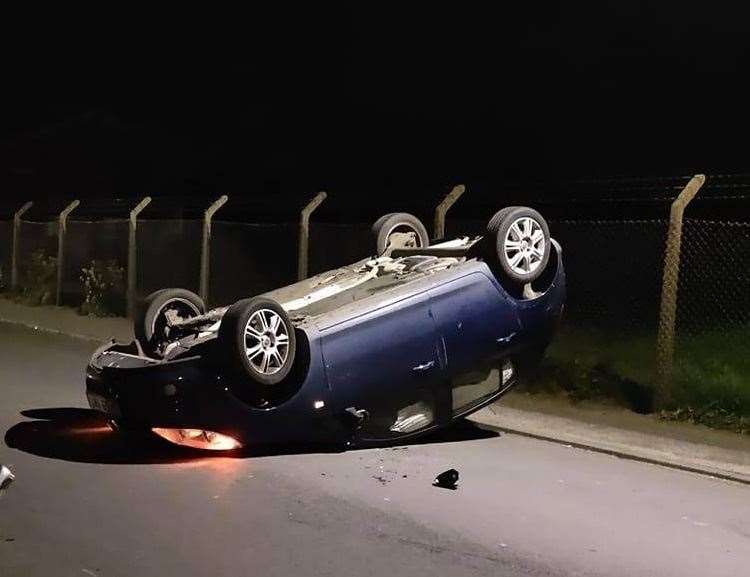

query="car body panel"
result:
[319,291,443,440]
[427,270,521,416]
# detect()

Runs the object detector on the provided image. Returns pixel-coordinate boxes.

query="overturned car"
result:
[86,207,565,450]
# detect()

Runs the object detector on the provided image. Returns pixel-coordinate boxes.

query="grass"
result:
[524,324,750,434]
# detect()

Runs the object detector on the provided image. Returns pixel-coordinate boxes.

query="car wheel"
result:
[135,288,206,356]
[371,212,430,255]
[219,297,297,389]
[487,206,551,284]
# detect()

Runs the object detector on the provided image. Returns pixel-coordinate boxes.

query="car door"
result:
[320,291,444,441]
[428,271,521,415]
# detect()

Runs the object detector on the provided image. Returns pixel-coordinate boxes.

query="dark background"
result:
[1,5,748,214]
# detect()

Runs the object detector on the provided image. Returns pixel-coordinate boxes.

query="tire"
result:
[486,206,521,236]
[371,213,397,236]
[371,213,430,255]
[135,288,206,356]
[219,297,297,388]
[487,206,551,284]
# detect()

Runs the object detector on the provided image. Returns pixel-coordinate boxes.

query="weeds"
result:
[523,325,750,434]
[79,259,125,317]
[11,250,58,305]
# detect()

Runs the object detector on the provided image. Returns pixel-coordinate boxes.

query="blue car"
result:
[85,207,565,451]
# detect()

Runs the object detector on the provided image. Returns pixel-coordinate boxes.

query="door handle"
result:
[412,360,435,372]
[496,332,517,345]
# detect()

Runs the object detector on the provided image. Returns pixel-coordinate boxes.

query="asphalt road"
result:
[1,324,749,577]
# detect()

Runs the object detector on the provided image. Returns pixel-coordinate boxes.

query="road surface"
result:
[1,324,749,576]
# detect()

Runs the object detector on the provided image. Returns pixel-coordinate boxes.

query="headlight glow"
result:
[152,428,242,451]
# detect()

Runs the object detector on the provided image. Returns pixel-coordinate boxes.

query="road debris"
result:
[0,465,14,491]
[433,469,459,490]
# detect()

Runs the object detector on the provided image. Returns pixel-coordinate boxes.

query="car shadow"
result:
[409,418,500,445]
[5,407,500,465]
[5,408,209,464]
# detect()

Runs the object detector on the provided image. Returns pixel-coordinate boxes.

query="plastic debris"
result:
[0,465,14,491]
[342,407,369,431]
[433,468,459,490]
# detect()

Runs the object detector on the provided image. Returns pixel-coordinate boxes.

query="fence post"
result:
[298,191,327,281]
[433,184,466,239]
[200,195,229,306]
[655,174,705,405]
[11,201,33,291]
[56,200,80,306]
[127,196,152,318]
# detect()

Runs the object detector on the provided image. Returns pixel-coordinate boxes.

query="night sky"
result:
[1,5,749,205]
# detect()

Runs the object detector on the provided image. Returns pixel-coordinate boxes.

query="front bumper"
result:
[86,344,225,428]
[85,341,336,446]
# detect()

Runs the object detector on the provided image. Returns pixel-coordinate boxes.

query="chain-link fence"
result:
[0,190,745,335]
[669,219,750,417]
[17,220,57,265]
[137,219,202,301]
[0,220,12,291]
[308,223,372,276]
[63,219,128,312]
[448,218,669,332]
[14,220,58,304]
[0,218,381,311]
[447,176,749,419]
[676,219,750,335]
[211,221,297,307]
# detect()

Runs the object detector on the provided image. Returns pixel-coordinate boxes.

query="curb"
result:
[471,411,750,486]
[0,316,105,343]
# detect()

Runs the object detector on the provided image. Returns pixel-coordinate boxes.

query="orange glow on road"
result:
[76,426,113,434]
[152,428,242,451]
